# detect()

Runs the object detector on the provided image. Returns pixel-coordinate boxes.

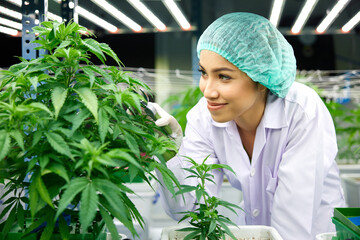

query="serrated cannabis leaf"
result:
[75,87,98,123]
[51,87,68,119]
[80,183,98,231]
[0,130,10,161]
[45,132,73,159]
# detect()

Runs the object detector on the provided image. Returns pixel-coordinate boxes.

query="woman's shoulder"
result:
[283,81,326,120]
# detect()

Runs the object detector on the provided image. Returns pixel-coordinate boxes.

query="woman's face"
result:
[199,50,267,124]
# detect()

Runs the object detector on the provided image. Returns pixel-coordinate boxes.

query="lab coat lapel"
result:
[251,93,287,166]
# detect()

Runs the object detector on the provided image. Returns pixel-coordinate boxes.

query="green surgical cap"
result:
[197,12,296,98]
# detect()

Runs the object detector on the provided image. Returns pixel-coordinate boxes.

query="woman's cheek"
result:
[199,78,206,94]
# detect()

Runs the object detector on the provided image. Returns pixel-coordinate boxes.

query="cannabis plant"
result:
[0,21,179,239]
[175,156,242,240]
[162,86,203,132]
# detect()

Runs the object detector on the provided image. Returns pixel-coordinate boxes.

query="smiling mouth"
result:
[207,102,227,111]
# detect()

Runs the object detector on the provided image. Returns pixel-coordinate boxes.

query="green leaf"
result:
[209,163,236,175]
[80,183,98,231]
[29,179,41,217]
[183,229,202,240]
[17,203,25,230]
[40,213,56,240]
[10,130,24,151]
[2,204,17,236]
[94,180,138,236]
[100,43,122,67]
[45,132,73,159]
[106,149,142,170]
[122,130,140,157]
[34,172,54,208]
[82,66,96,88]
[29,76,39,91]
[30,102,54,117]
[59,214,70,240]
[98,108,109,144]
[75,87,98,123]
[0,130,11,161]
[208,220,217,235]
[57,40,71,49]
[99,205,120,240]
[47,162,70,183]
[218,220,237,240]
[69,108,90,135]
[55,178,88,220]
[51,87,68,119]
[82,39,106,64]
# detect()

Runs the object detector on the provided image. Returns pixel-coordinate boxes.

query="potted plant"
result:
[0,20,180,240]
[160,156,284,240]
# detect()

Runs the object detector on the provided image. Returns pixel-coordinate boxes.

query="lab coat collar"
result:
[262,93,287,129]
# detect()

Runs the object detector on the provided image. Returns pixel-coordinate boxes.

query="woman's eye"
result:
[198,69,207,76]
[219,74,230,80]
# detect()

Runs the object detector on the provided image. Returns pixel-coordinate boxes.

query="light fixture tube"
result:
[316,0,351,33]
[128,0,166,31]
[76,6,118,33]
[5,0,22,7]
[47,12,63,22]
[0,25,18,36]
[291,0,318,34]
[269,0,285,27]
[90,0,142,32]
[341,11,360,32]
[5,0,63,22]
[162,0,191,30]
[0,6,22,20]
[0,16,22,30]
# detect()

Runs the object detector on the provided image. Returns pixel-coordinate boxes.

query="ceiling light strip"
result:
[0,16,22,30]
[47,12,63,22]
[316,0,351,33]
[341,11,360,32]
[90,0,142,32]
[5,0,22,7]
[128,0,166,31]
[0,6,22,20]
[269,0,285,27]
[76,6,118,33]
[291,0,318,34]
[5,0,62,22]
[0,25,18,36]
[162,0,191,30]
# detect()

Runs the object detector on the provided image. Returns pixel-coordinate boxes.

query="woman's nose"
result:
[203,80,219,99]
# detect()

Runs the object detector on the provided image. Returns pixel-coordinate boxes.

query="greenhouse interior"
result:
[0,0,360,240]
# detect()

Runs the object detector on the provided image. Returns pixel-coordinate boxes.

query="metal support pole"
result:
[61,0,78,23]
[22,0,48,60]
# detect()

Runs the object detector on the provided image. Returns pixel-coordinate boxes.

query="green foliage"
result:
[0,20,180,239]
[325,101,360,162]
[176,156,243,240]
[162,86,203,132]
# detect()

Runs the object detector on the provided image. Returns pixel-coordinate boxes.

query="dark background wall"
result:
[0,32,155,69]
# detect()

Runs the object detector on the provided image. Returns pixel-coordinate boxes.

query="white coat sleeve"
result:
[271,102,338,240]
[155,107,223,221]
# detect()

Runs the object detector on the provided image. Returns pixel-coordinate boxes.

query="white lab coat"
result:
[157,81,346,240]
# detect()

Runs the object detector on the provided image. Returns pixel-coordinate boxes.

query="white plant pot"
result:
[315,232,336,240]
[161,225,283,240]
[106,233,128,239]
[340,173,360,207]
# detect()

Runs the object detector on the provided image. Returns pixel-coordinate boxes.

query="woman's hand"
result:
[147,102,183,148]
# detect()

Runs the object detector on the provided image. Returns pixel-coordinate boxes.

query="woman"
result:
[150,12,345,240]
